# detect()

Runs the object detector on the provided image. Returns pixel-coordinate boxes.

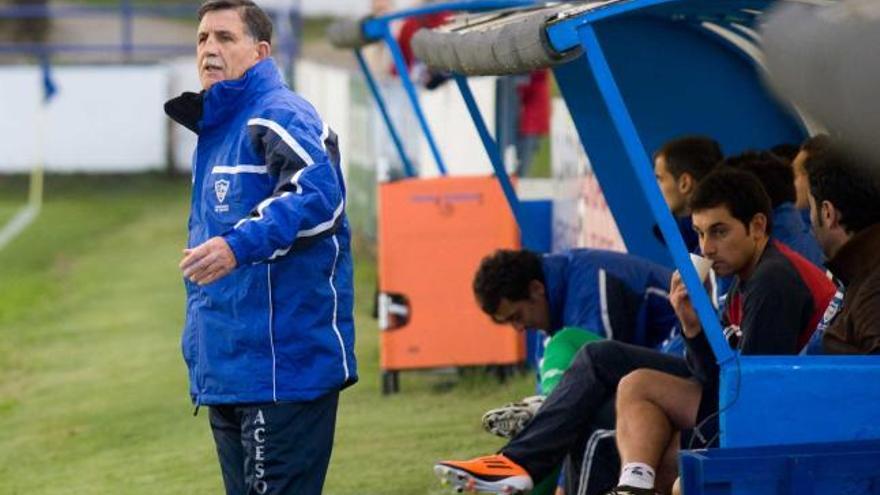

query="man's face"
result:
[197,9,268,90]
[692,205,766,278]
[792,150,811,210]
[654,155,689,216]
[490,281,550,332]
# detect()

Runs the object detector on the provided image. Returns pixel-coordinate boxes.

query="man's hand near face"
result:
[180,236,237,285]
[669,271,702,338]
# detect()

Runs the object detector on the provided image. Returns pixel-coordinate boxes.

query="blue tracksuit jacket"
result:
[542,249,677,349]
[165,58,357,406]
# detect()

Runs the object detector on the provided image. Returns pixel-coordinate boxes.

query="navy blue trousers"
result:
[209,391,339,495]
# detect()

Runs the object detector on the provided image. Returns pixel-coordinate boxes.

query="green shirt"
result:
[540,327,603,394]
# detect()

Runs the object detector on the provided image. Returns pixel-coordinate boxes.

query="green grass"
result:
[0,174,533,495]
[527,137,552,179]
[0,175,28,226]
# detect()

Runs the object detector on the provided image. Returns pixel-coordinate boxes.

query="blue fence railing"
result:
[0,1,302,74]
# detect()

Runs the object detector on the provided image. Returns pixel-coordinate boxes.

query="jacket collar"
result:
[826,223,880,287]
[164,58,284,134]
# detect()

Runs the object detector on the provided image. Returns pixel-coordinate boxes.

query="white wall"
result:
[0,61,624,255]
[168,57,201,173]
[294,61,497,179]
[416,77,496,177]
[255,0,420,17]
[295,60,352,178]
[297,0,419,17]
[550,98,626,252]
[0,65,168,173]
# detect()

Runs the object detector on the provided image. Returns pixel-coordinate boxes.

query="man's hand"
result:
[670,270,702,338]
[180,237,237,286]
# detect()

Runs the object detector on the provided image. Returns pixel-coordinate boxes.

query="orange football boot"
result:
[434,454,533,494]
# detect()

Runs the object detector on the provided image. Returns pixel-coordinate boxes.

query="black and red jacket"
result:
[685,241,835,387]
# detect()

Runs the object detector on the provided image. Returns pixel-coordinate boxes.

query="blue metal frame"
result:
[0,2,299,68]
[355,50,418,177]
[0,2,194,57]
[351,0,542,251]
[544,0,810,360]
[551,55,674,266]
[543,0,880,457]
[718,355,880,448]
[544,0,774,53]
[680,437,880,495]
[574,22,731,362]
[362,0,536,26]
[453,74,543,250]
[381,23,449,176]
[355,1,536,177]
[0,44,190,55]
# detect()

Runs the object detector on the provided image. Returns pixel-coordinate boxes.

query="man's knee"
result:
[616,369,663,404]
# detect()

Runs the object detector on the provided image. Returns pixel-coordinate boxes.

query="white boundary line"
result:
[0,204,40,251]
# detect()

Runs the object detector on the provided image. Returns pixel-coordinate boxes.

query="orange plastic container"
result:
[378,175,526,372]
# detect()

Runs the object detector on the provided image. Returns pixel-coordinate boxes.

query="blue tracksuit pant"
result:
[209,391,339,495]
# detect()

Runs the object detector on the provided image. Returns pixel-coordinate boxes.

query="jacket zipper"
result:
[191,138,208,411]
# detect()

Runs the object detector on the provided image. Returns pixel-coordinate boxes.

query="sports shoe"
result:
[603,486,658,495]
[481,395,545,438]
[434,454,533,494]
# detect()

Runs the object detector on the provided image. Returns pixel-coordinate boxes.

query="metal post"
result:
[120,0,133,61]
[355,50,417,178]
[288,0,302,88]
[454,75,539,249]
[382,26,448,176]
[576,23,733,364]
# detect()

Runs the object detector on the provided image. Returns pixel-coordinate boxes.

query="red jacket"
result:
[518,70,551,136]
[392,12,451,74]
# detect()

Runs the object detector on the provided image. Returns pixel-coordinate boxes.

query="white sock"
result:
[618,462,655,489]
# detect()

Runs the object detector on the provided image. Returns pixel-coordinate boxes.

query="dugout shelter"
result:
[410,0,880,493]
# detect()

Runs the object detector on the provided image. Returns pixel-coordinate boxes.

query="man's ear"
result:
[821,200,840,229]
[749,212,769,238]
[528,280,545,300]
[256,41,271,60]
[677,172,694,195]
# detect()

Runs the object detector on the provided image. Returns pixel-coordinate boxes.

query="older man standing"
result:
[164,1,357,494]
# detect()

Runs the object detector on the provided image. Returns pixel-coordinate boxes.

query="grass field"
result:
[0,174,533,495]
[0,175,27,227]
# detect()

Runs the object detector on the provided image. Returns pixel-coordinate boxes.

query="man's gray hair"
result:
[198,0,273,43]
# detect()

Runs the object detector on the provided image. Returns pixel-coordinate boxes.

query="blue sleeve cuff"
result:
[224,229,257,266]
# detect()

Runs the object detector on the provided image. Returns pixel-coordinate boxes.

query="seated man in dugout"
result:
[652,135,724,253]
[433,138,722,495]
[709,150,827,310]
[791,134,830,224]
[606,169,835,495]
[435,248,685,495]
[802,143,880,354]
[649,136,724,354]
[471,248,679,352]
[723,150,825,268]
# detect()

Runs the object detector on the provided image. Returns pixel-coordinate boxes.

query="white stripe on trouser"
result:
[267,265,277,402]
[598,269,614,340]
[252,408,269,494]
[577,429,616,495]
[645,286,669,299]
